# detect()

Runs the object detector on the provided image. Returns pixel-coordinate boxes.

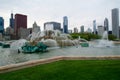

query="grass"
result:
[0,60,120,80]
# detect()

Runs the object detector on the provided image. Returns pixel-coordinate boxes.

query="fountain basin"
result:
[0,42,120,67]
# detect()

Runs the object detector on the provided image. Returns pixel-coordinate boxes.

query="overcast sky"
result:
[0,0,120,31]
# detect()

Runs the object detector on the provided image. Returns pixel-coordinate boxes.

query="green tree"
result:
[108,34,117,40]
[70,33,101,41]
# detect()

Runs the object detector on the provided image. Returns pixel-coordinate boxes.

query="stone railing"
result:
[0,56,120,73]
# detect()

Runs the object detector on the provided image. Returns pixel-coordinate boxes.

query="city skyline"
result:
[0,0,120,31]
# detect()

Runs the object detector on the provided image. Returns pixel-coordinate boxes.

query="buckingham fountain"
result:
[10,30,114,53]
[11,30,83,53]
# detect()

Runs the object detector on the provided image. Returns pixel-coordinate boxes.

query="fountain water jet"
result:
[10,39,27,50]
[97,31,114,47]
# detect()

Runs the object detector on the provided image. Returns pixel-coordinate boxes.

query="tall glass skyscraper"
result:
[0,17,4,34]
[63,16,68,33]
[10,13,15,28]
[104,18,109,32]
[93,20,96,34]
[112,8,119,38]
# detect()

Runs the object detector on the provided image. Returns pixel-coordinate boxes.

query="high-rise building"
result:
[87,28,92,33]
[0,17,4,34]
[14,14,27,39]
[18,27,31,39]
[6,27,14,35]
[80,25,84,33]
[74,27,78,33]
[4,27,13,40]
[104,18,109,32]
[32,21,40,33]
[63,16,68,33]
[44,22,61,31]
[112,8,119,38]
[9,13,15,29]
[98,25,104,36]
[93,20,97,34]
[68,30,72,34]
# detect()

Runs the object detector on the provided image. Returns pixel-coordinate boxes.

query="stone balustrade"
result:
[0,56,120,73]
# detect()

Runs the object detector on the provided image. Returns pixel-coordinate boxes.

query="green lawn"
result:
[0,60,120,80]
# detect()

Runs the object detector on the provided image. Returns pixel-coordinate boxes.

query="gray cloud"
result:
[0,0,120,31]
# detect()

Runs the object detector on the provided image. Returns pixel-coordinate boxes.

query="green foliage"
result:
[70,33,117,41]
[0,60,120,80]
[108,34,117,40]
[70,33,101,41]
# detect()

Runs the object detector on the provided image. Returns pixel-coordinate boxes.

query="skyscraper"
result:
[0,17,4,34]
[98,25,104,36]
[93,20,97,34]
[63,16,68,33]
[9,13,15,29]
[14,14,27,32]
[44,22,61,31]
[112,8,119,38]
[14,14,27,39]
[74,27,78,33]
[104,18,109,32]
[87,28,92,33]
[80,25,84,33]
